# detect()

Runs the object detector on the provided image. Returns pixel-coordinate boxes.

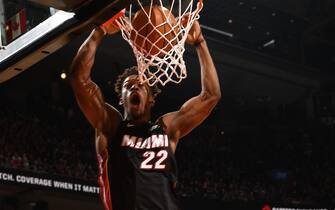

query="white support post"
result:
[0,0,6,47]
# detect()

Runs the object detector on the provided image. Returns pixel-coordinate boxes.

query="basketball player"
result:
[70,18,221,210]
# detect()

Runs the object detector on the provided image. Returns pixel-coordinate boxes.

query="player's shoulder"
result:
[155,114,168,131]
[103,103,123,136]
[156,111,178,129]
[104,103,122,119]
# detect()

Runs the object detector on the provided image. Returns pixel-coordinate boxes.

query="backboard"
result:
[0,0,134,83]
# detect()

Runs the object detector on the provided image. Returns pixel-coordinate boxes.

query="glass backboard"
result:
[0,0,134,83]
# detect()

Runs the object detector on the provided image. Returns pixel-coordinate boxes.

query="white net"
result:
[116,0,203,86]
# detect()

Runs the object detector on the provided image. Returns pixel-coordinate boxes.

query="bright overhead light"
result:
[201,25,234,38]
[263,39,275,48]
[60,72,67,79]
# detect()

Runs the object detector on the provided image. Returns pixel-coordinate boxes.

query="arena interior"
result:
[0,0,335,210]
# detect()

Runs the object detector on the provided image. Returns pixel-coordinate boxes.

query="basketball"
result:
[130,5,178,57]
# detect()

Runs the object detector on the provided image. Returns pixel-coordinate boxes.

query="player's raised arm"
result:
[160,20,221,150]
[69,25,122,137]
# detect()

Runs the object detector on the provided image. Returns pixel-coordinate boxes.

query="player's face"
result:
[120,75,154,118]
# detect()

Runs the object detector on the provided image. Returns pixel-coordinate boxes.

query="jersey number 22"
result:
[140,150,168,169]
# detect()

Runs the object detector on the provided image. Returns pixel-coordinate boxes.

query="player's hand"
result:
[182,15,204,46]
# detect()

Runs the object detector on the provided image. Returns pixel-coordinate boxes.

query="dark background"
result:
[0,0,335,209]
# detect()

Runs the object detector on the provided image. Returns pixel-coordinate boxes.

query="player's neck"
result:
[124,112,151,125]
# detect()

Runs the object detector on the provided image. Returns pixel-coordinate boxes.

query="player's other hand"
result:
[182,16,204,46]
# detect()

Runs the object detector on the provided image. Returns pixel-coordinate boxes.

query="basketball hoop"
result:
[116,0,203,86]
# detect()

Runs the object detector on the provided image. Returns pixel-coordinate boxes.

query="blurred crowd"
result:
[0,88,97,181]
[176,122,335,207]
[0,80,334,208]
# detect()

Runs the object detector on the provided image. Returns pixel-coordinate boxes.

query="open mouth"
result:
[130,94,141,105]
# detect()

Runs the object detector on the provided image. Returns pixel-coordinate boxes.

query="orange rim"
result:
[101,8,126,28]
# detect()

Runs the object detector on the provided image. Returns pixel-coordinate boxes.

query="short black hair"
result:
[114,66,161,99]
